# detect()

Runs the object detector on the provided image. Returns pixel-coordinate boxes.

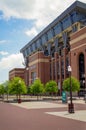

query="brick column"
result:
[51,58,54,80]
[54,52,59,82]
[59,55,62,95]
[63,48,67,79]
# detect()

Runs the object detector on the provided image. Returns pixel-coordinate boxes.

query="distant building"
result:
[9,68,29,86]
[9,1,86,95]
[9,68,25,81]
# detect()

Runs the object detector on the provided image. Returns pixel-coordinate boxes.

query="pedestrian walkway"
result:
[0,99,86,130]
[10,99,86,123]
[11,101,67,109]
[10,98,86,110]
[46,110,86,122]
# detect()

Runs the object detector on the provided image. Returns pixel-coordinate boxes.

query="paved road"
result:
[0,101,86,130]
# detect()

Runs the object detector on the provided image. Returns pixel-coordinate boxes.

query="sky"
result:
[0,0,86,83]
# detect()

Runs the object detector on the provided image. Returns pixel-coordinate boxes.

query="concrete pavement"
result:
[10,101,67,109]
[10,99,86,123]
[0,98,86,130]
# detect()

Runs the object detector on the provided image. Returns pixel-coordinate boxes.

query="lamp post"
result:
[68,65,74,113]
[18,80,21,103]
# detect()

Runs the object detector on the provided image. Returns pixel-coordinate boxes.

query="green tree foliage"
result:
[27,86,31,95]
[45,80,58,95]
[9,77,27,101]
[3,80,10,101]
[30,79,44,99]
[0,84,5,101]
[63,76,80,92]
[0,84,5,95]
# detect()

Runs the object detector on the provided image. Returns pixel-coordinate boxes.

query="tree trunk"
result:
[37,94,39,101]
[2,94,4,101]
[18,94,21,103]
[7,93,8,101]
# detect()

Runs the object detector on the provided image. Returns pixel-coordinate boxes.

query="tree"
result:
[62,76,80,92]
[3,80,10,101]
[0,84,5,101]
[27,84,33,95]
[45,80,58,96]
[30,79,44,100]
[9,77,27,103]
[27,86,31,95]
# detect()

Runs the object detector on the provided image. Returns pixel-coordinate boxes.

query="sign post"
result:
[62,91,67,103]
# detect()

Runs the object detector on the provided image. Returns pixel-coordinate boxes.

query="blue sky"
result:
[0,0,86,83]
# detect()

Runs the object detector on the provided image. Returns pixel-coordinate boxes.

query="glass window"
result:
[42,35,47,44]
[35,42,37,49]
[29,47,31,55]
[32,43,35,52]
[71,11,77,23]
[62,16,71,30]
[37,40,41,48]
[54,23,61,35]
[31,72,37,83]
[47,30,53,40]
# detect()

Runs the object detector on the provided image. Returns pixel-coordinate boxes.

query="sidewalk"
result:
[10,97,86,109]
[0,99,86,130]
[46,110,86,122]
[10,98,86,123]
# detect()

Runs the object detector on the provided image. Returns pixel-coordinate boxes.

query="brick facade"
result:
[9,68,25,81]
[28,51,50,84]
[70,27,86,78]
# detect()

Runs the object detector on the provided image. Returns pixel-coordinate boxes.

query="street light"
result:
[68,65,74,113]
[18,80,21,103]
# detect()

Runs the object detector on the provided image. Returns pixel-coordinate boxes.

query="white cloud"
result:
[0,53,24,83]
[0,53,24,70]
[0,0,86,29]
[0,51,9,56]
[25,27,38,37]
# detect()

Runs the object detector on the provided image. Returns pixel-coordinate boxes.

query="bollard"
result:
[68,103,74,113]
[18,99,21,103]
[84,94,86,103]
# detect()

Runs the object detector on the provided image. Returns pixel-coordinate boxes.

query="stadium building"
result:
[9,1,86,95]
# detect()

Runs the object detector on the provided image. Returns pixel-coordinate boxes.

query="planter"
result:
[68,103,74,113]
[18,99,21,103]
